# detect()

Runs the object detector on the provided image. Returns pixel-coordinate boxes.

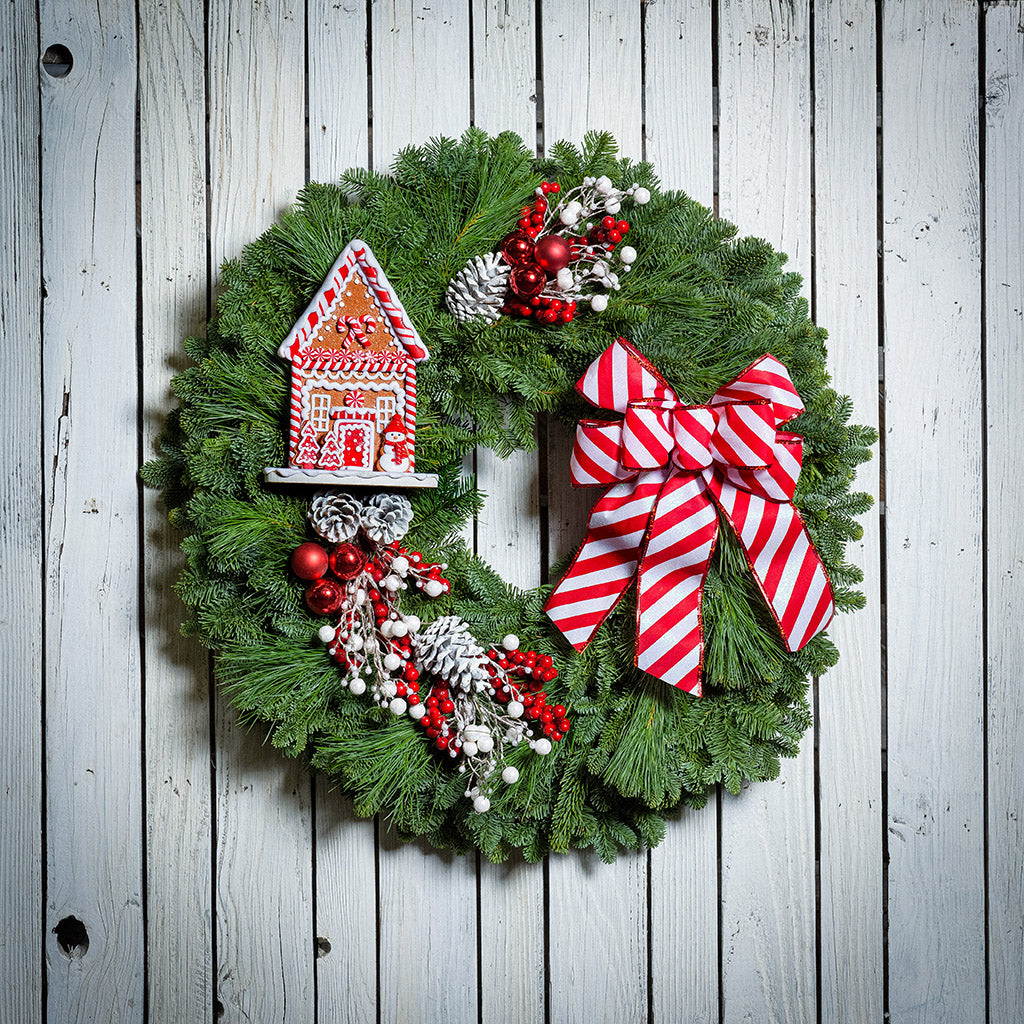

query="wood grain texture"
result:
[207,3,314,1021]
[138,2,214,1021]
[644,0,714,206]
[541,0,643,155]
[643,4,719,1021]
[881,3,985,1021]
[370,7,477,1023]
[38,1,143,1021]
[307,6,379,1018]
[542,5,648,1021]
[370,0,471,170]
[309,0,368,183]
[473,0,537,144]
[0,2,42,1022]
[813,4,884,1022]
[984,4,1024,1021]
[717,3,816,1021]
[472,9,545,1020]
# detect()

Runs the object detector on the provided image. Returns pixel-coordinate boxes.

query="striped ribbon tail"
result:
[635,473,718,695]
[708,475,835,650]
[545,470,669,649]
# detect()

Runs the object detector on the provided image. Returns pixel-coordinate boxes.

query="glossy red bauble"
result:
[501,231,535,267]
[510,264,545,297]
[533,234,571,274]
[291,542,329,580]
[305,578,345,616]
[329,542,366,580]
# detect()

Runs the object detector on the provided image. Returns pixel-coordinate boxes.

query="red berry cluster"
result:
[418,686,459,752]
[486,647,571,742]
[496,181,631,325]
[590,214,631,248]
[367,545,450,597]
[512,182,560,239]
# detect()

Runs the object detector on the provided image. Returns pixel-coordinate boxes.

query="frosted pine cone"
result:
[308,491,362,543]
[445,252,510,324]
[415,616,490,694]
[360,493,414,545]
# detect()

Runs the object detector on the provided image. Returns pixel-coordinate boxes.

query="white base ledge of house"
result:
[263,466,439,488]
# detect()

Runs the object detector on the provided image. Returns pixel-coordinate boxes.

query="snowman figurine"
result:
[378,413,412,473]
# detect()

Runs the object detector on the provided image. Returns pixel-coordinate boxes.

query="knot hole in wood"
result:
[41,44,73,78]
[53,916,88,959]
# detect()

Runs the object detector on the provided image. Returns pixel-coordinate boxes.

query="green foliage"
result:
[143,129,875,862]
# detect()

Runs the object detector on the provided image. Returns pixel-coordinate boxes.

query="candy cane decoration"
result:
[337,314,377,346]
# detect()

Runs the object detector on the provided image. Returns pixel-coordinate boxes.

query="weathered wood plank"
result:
[370,0,471,169]
[138,1,214,1021]
[881,2,985,1021]
[643,3,719,1021]
[813,4,885,1022]
[473,0,536,144]
[542,6,647,1022]
[207,3,314,1020]
[309,0,368,183]
[541,0,642,153]
[306,4,379,1019]
[716,3,816,1021]
[369,6,478,1023]
[985,3,1024,1022]
[644,0,714,206]
[38,1,143,1020]
[472,6,546,1021]
[0,2,42,1021]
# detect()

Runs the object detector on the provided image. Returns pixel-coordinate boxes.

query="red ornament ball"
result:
[510,264,546,297]
[305,578,345,616]
[533,234,572,274]
[291,542,329,580]
[501,231,535,267]
[329,542,366,580]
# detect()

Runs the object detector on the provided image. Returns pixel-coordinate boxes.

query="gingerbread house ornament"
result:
[264,239,438,488]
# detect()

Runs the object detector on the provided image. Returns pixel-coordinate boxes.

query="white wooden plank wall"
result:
[882,3,985,1021]
[139,1,213,1021]
[2,2,1020,1022]
[206,4,314,1022]
[644,4,720,1021]
[0,3,42,1023]
[38,1,144,1021]
[813,3,884,1022]
[717,4,817,1021]
[985,7,1024,1022]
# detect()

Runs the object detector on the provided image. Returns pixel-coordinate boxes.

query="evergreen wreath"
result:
[143,130,875,863]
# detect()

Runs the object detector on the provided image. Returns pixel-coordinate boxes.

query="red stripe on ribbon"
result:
[545,338,835,695]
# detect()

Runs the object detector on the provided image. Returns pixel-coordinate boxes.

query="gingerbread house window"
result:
[310,393,332,433]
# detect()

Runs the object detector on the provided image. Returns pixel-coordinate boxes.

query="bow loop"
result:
[569,421,635,487]
[576,337,674,413]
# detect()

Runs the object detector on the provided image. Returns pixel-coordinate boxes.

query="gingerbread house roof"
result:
[277,238,429,363]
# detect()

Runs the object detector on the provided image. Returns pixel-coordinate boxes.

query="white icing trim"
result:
[263,466,439,489]
[276,238,430,362]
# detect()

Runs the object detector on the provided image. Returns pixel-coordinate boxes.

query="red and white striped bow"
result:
[545,338,834,696]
